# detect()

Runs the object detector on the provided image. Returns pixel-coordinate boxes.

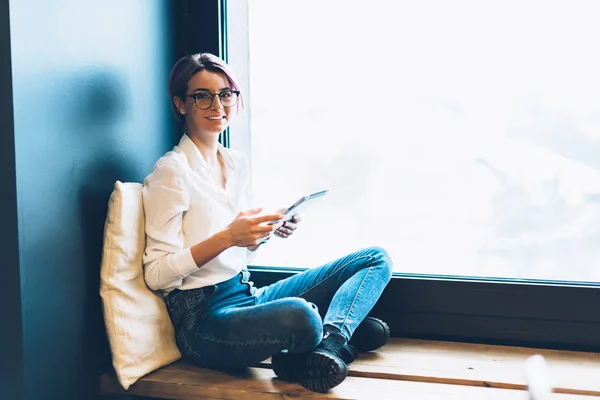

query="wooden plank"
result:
[338,338,599,396]
[102,338,600,399]
[100,363,591,400]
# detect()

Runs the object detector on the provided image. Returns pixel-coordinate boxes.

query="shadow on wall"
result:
[65,68,141,377]
[15,56,171,397]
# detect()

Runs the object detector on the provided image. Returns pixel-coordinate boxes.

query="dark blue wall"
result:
[1,0,25,399]
[3,1,175,399]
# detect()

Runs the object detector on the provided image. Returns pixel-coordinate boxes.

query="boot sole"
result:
[272,350,348,393]
[298,350,348,393]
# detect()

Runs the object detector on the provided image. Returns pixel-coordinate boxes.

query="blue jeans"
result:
[164,246,393,369]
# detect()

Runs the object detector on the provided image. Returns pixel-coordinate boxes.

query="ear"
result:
[173,96,186,114]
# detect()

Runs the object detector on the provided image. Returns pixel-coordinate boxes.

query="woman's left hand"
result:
[274,214,301,238]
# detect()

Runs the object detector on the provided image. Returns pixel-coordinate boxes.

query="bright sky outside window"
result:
[244,0,600,283]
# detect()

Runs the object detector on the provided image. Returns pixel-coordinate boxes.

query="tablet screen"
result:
[282,189,329,217]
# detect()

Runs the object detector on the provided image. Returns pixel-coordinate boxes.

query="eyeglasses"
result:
[184,90,240,110]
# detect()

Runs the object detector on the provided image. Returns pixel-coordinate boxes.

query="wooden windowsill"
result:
[320,338,600,396]
[100,338,600,399]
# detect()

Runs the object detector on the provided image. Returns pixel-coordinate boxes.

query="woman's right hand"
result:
[225,208,285,248]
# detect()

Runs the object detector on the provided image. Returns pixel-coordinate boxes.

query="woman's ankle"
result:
[316,325,347,356]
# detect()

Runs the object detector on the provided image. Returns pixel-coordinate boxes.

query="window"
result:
[231,0,600,284]
[225,0,600,351]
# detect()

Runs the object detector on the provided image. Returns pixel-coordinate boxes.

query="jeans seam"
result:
[339,255,376,333]
[294,254,375,299]
[194,330,286,347]
[179,330,204,361]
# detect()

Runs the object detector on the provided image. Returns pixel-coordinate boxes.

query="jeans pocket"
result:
[166,286,216,330]
[185,285,217,318]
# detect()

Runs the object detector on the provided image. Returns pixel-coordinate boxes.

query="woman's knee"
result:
[365,246,393,280]
[280,298,322,349]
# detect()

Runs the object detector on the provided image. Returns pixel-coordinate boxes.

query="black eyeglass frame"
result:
[183,90,241,110]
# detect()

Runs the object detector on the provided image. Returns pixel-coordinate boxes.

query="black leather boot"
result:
[349,317,390,353]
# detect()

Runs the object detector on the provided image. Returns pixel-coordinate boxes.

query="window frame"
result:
[250,268,600,352]
[195,0,600,352]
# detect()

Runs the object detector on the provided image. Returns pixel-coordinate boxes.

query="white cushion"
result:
[100,181,181,389]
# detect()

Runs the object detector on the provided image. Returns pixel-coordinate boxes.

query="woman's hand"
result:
[274,213,301,239]
[225,208,284,248]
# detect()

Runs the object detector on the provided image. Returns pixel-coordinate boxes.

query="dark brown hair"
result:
[168,53,243,123]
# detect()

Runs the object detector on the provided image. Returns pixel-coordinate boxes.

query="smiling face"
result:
[174,69,236,141]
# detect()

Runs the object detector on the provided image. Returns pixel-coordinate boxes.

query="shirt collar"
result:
[177,133,236,172]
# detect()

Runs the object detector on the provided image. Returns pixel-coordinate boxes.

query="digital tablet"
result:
[279,189,329,221]
[259,190,329,245]
[265,189,329,226]
[275,189,329,222]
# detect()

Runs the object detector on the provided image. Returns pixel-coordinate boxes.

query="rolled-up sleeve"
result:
[142,158,197,291]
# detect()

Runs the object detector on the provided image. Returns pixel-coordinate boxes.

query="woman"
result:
[142,53,393,393]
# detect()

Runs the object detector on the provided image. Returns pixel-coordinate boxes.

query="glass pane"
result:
[244,0,600,283]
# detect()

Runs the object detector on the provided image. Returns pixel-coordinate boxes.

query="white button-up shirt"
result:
[142,134,253,294]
